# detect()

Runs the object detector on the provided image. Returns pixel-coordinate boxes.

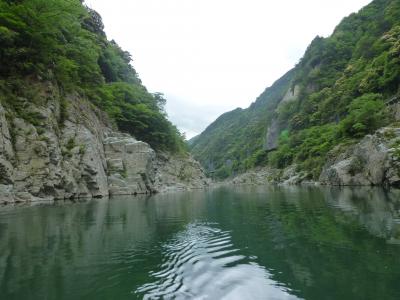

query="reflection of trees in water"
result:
[323,188,400,243]
[212,186,400,300]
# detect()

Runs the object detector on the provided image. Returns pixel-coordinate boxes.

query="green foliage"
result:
[66,137,75,150]
[339,94,388,138]
[269,144,294,169]
[79,144,86,155]
[0,0,101,85]
[59,97,68,127]
[0,0,186,153]
[87,82,186,152]
[243,149,269,170]
[98,41,140,84]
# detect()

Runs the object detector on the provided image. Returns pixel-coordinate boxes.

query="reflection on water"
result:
[137,222,300,300]
[0,186,399,300]
[324,188,400,243]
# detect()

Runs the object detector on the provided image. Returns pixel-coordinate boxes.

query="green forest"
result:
[0,0,186,153]
[191,0,400,179]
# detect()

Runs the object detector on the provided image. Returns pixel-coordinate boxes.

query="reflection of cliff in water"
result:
[212,185,400,300]
[227,185,400,243]
[323,188,400,244]
[0,191,209,299]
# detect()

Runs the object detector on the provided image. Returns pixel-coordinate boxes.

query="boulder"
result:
[104,131,156,195]
[320,127,400,187]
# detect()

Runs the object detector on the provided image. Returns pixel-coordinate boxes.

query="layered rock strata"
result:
[0,92,208,204]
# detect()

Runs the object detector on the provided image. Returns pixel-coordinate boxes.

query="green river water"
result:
[1,186,400,299]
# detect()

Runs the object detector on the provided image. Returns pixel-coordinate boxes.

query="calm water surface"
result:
[1,186,400,299]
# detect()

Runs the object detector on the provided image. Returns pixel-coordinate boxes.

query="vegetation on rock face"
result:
[0,0,186,153]
[191,0,400,179]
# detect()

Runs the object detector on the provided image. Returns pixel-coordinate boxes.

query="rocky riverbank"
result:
[225,125,400,188]
[0,85,209,204]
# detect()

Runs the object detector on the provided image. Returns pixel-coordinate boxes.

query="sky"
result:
[85,0,372,138]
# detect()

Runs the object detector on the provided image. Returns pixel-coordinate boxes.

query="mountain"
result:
[190,0,400,185]
[0,0,208,203]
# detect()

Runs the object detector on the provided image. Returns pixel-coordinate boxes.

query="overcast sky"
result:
[85,0,371,138]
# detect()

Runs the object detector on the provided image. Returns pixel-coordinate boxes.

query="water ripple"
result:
[136,222,301,300]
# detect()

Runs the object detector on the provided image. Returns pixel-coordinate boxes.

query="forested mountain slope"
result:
[190,0,400,182]
[190,70,294,178]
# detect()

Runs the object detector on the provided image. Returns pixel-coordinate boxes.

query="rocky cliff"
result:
[0,84,209,204]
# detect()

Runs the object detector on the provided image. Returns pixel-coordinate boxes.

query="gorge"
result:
[1,0,400,299]
[190,0,400,188]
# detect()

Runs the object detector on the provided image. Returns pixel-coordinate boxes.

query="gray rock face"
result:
[279,84,300,107]
[264,119,281,151]
[225,164,315,187]
[320,127,400,187]
[0,106,14,188]
[394,103,400,121]
[228,168,275,186]
[0,87,208,203]
[264,85,299,152]
[154,153,210,193]
[104,132,156,195]
[0,94,111,203]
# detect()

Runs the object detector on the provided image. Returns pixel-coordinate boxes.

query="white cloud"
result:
[85,0,372,138]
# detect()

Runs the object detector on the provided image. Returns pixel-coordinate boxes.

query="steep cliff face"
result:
[0,86,208,204]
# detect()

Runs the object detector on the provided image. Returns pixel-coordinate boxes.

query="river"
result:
[1,186,400,299]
